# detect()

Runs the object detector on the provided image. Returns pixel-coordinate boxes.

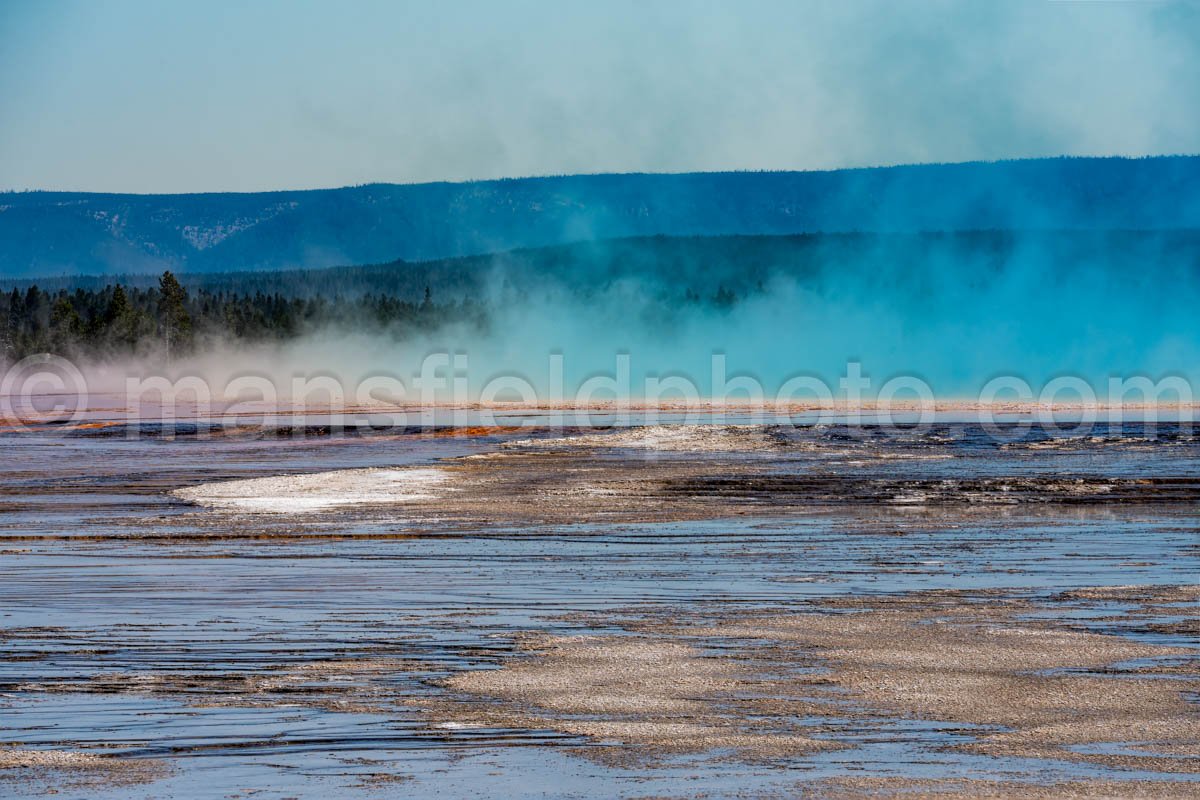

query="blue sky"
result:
[1,0,1197,193]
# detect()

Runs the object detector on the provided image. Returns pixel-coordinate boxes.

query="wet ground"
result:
[0,416,1197,798]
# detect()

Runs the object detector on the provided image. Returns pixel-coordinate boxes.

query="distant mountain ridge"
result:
[2,156,1199,278]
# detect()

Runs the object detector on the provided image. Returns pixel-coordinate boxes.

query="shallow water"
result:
[1,419,1197,798]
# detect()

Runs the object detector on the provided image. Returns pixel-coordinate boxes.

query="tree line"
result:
[1,271,485,362]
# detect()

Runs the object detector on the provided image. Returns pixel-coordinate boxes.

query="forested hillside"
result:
[0,272,485,362]
[3,156,1198,278]
[5,229,1197,362]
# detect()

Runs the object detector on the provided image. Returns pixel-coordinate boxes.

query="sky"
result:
[1,0,1198,193]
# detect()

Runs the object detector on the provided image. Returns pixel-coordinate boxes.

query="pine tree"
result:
[50,296,83,353]
[102,284,136,350]
[2,288,20,360]
[158,271,193,358]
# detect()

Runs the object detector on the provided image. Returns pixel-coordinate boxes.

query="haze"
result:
[2,0,1199,193]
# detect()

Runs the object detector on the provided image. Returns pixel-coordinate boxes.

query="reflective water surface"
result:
[1,417,1197,798]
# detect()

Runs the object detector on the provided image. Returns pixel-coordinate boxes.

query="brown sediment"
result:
[690,611,1198,772]
[502,424,792,452]
[421,452,1200,531]
[791,777,1200,799]
[351,771,414,789]
[389,430,1199,531]
[433,588,1200,772]
[424,633,840,761]
[1055,584,1200,605]
[430,425,528,437]
[15,657,430,715]
[6,422,1193,537]
[0,748,168,792]
[1144,619,1200,636]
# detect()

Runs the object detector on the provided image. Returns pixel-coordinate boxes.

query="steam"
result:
[71,229,1200,404]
